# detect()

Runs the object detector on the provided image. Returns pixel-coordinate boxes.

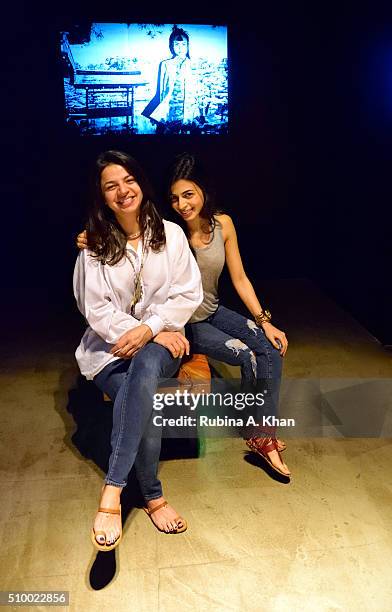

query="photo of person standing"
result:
[142,26,199,133]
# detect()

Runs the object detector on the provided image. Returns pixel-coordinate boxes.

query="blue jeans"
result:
[94,343,180,499]
[186,305,282,433]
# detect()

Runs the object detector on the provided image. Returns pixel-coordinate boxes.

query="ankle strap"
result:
[145,501,168,516]
[98,507,121,515]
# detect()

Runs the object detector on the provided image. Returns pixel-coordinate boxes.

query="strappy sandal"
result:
[246,437,291,478]
[245,436,286,452]
[91,505,122,552]
[143,500,187,534]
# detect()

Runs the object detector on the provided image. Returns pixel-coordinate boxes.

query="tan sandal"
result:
[246,437,291,478]
[91,504,122,551]
[143,500,187,534]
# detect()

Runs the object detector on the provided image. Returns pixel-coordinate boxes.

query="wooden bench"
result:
[102,354,211,458]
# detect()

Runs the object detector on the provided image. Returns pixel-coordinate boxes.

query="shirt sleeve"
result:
[159,61,169,101]
[73,250,142,344]
[145,227,203,331]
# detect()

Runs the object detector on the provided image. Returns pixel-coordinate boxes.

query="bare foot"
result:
[93,484,122,546]
[145,497,186,533]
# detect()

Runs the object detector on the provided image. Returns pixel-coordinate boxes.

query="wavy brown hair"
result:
[86,150,165,265]
[168,153,223,236]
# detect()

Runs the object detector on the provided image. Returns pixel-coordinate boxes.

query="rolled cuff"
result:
[143,314,165,337]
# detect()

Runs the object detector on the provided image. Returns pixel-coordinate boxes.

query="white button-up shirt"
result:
[73,220,203,379]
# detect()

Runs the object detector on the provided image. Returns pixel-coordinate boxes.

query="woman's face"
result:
[170,179,204,222]
[101,164,143,219]
[173,39,188,58]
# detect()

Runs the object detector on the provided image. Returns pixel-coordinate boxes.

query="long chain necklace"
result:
[125,234,148,316]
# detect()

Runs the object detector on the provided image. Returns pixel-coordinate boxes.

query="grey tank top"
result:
[189,225,225,323]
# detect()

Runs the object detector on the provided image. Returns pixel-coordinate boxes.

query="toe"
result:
[111,528,119,544]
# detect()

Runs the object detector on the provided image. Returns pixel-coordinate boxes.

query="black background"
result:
[4,1,392,344]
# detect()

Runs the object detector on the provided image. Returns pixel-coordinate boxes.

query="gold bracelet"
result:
[254,309,272,327]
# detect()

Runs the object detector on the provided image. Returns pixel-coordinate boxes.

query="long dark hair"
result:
[168,153,222,235]
[87,150,165,265]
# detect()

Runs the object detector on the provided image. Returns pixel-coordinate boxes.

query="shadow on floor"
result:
[66,376,200,588]
[66,376,201,466]
[243,451,291,485]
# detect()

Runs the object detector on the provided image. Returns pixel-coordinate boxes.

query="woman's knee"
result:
[129,344,171,379]
[243,329,282,378]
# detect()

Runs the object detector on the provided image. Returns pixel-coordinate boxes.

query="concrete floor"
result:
[0,279,391,611]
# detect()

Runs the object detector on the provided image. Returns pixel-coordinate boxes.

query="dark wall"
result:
[4,2,392,343]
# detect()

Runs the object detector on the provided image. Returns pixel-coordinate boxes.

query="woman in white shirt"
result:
[73,150,202,551]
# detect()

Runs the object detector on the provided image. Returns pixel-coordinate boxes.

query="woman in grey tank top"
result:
[76,155,291,479]
[169,154,291,478]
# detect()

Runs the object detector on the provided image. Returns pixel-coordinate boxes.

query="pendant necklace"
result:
[125,233,148,316]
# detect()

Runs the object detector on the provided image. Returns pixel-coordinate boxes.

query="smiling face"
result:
[101,163,143,220]
[170,179,204,223]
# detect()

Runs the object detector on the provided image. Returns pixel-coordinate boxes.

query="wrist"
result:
[254,308,272,327]
[142,323,154,340]
[260,321,273,331]
[260,320,272,330]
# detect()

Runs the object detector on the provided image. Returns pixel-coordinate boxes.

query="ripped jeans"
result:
[186,305,282,435]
